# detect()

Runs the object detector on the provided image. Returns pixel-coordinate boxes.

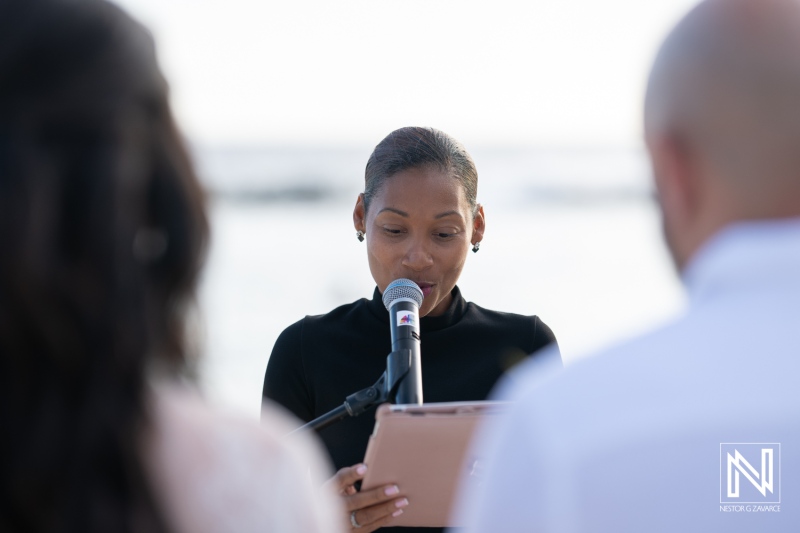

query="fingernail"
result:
[395,498,409,508]
[392,509,404,518]
[384,485,399,496]
[356,465,367,475]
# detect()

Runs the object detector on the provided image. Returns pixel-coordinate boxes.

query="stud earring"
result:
[356,230,365,242]
[472,241,481,253]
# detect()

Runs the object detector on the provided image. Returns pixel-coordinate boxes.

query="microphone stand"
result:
[291,349,413,434]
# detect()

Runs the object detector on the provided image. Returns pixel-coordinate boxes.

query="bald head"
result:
[645,0,800,269]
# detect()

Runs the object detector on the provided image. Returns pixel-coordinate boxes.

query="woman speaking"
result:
[263,127,558,532]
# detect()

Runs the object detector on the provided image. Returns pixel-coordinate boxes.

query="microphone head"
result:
[382,279,424,310]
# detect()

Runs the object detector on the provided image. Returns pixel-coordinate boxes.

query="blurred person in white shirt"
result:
[0,1,342,532]
[455,0,800,531]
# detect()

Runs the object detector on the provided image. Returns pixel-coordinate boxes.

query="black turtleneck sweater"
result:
[262,286,558,532]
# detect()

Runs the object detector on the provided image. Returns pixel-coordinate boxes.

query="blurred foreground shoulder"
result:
[147,383,344,533]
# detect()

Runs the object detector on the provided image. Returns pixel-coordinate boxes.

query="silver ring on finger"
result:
[350,511,363,529]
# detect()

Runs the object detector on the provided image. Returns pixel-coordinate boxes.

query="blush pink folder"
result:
[361,401,509,527]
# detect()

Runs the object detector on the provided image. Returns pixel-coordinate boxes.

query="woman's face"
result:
[353,166,485,317]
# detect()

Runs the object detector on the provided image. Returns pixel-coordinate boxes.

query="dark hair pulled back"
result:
[364,127,478,214]
[0,0,207,532]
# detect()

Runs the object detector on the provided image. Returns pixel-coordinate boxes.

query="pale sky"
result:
[113,0,699,147]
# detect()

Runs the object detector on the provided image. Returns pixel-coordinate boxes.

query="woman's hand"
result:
[327,463,409,532]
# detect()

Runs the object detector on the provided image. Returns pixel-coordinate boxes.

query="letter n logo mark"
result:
[727,449,772,497]
[720,443,781,504]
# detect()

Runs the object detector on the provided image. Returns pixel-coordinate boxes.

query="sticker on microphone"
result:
[397,310,417,327]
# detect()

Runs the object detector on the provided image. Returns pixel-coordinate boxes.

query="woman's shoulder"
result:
[466,302,554,335]
[146,383,343,533]
[277,295,376,339]
[462,300,558,351]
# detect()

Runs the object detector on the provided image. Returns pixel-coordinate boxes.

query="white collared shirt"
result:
[456,219,800,532]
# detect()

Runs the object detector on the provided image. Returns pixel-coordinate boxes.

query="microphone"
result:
[382,279,424,405]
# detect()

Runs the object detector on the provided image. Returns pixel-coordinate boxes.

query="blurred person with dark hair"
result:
[0,1,342,532]
[263,126,559,532]
[456,0,800,531]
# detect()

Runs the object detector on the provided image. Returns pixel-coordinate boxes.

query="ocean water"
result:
[194,146,686,418]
